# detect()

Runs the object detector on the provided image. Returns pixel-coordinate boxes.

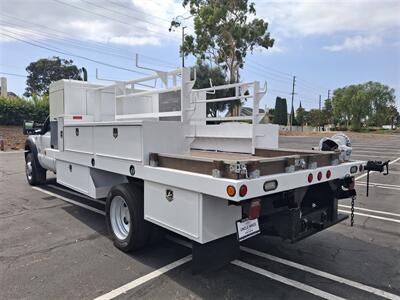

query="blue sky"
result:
[0,0,399,111]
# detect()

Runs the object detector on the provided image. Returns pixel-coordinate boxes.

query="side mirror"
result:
[23,121,43,135]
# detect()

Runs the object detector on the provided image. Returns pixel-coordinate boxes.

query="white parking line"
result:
[166,236,347,299]
[339,210,400,224]
[241,246,400,300]
[356,182,400,191]
[170,236,400,299]
[357,182,400,189]
[351,144,400,149]
[166,236,348,300]
[352,154,394,158]
[96,233,351,300]
[232,260,346,300]
[356,157,400,180]
[339,205,400,218]
[32,186,105,216]
[352,150,400,156]
[368,185,400,191]
[384,170,400,175]
[94,255,192,300]
[357,185,400,192]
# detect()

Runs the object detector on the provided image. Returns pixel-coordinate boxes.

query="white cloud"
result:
[256,0,400,37]
[0,0,186,46]
[109,36,161,46]
[1,0,398,51]
[254,0,400,54]
[323,35,382,52]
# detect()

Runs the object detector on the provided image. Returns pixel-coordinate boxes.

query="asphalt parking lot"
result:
[1,134,399,300]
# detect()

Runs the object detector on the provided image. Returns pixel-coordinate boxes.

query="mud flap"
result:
[192,234,239,274]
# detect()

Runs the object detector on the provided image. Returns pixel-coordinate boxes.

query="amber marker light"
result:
[227,185,236,197]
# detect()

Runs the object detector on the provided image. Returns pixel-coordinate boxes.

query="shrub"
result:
[0,95,49,126]
[273,97,288,125]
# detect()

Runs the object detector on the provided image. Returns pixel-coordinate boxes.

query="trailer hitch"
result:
[364,160,390,196]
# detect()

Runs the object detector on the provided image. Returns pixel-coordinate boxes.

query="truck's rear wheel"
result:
[106,183,150,252]
[25,152,46,186]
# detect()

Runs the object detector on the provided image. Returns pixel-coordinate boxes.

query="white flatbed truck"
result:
[23,67,370,272]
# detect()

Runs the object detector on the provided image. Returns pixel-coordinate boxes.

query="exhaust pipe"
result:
[82,67,88,81]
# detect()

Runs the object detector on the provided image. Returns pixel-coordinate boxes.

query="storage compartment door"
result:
[94,125,142,161]
[144,182,201,240]
[56,161,90,195]
[64,126,93,154]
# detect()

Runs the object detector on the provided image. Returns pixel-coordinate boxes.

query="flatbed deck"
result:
[150,148,341,179]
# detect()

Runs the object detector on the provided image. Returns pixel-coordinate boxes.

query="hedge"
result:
[0,95,49,125]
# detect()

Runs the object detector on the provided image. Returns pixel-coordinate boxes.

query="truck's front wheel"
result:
[25,152,46,186]
[106,183,150,252]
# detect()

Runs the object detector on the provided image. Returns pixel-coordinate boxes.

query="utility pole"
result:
[181,26,186,67]
[319,94,322,132]
[289,75,296,131]
[328,89,331,100]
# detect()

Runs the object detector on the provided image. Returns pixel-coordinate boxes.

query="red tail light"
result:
[239,185,248,197]
[72,115,82,120]
[307,173,313,183]
[249,199,261,220]
[317,171,322,181]
[326,170,332,179]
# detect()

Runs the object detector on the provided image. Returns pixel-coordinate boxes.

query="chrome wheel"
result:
[110,196,131,240]
[26,158,33,181]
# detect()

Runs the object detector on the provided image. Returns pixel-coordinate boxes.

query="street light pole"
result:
[170,15,191,68]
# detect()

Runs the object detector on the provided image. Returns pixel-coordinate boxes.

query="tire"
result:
[25,152,46,186]
[106,183,150,252]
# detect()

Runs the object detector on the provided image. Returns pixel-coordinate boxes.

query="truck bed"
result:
[149,148,341,179]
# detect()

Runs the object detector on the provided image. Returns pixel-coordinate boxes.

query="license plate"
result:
[236,218,260,242]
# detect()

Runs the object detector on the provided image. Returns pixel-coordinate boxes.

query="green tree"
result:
[193,62,230,117]
[267,108,275,123]
[307,109,322,127]
[290,104,299,126]
[364,81,396,127]
[332,87,351,128]
[171,0,274,84]
[30,94,49,123]
[332,82,396,130]
[273,97,287,125]
[25,56,82,97]
[296,106,306,130]
[332,85,366,130]
[349,87,370,131]
[322,98,334,126]
[0,95,48,125]
[386,105,399,129]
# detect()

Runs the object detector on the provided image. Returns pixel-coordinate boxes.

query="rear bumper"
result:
[248,178,356,242]
[258,210,348,242]
[291,213,348,242]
